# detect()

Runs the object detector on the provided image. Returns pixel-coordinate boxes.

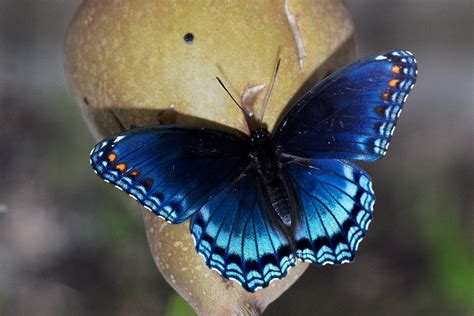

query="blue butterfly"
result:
[90,50,417,292]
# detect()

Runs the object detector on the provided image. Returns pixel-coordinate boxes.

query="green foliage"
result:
[417,187,474,312]
[96,194,145,246]
[165,293,195,316]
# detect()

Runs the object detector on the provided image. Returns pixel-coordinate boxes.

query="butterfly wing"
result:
[273,50,417,161]
[90,126,251,223]
[283,158,374,264]
[190,168,295,292]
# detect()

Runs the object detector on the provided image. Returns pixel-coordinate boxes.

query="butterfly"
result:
[90,50,417,292]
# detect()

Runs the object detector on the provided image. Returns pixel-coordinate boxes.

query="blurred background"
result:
[0,0,472,315]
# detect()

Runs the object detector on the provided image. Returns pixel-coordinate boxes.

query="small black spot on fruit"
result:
[184,32,194,44]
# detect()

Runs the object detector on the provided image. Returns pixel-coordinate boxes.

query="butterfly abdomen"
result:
[261,176,293,227]
[250,127,293,227]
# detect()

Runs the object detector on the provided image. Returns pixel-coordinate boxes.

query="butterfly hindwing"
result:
[190,169,295,292]
[273,50,417,161]
[284,159,374,264]
[90,126,250,223]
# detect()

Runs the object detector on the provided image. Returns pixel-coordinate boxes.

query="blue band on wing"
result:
[190,170,295,292]
[285,159,374,264]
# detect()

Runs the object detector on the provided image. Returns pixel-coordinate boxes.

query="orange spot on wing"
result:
[382,92,390,100]
[115,163,127,172]
[141,179,153,189]
[129,170,139,178]
[391,65,401,74]
[107,153,116,162]
[374,106,386,116]
[388,79,400,88]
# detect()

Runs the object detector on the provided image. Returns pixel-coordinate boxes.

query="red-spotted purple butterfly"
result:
[90,51,417,292]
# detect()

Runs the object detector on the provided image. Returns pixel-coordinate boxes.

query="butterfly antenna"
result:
[216,77,252,119]
[260,58,281,122]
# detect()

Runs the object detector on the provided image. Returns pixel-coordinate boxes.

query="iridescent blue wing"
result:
[190,168,295,292]
[273,50,417,161]
[90,126,251,223]
[283,159,374,264]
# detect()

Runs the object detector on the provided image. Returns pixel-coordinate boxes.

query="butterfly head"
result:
[250,127,270,143]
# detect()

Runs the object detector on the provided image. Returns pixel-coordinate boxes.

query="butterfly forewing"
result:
[90,126,250,223]
[273,50,417,161]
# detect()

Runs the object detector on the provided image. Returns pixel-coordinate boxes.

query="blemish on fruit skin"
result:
[184,32,194,44]
[284,0,307,72]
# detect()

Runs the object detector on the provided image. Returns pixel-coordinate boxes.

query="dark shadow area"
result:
[85,106,247,137]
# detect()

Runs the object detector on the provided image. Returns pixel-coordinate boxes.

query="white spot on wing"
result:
[355,238,363,251]
[113,135,126,143]
[365,219,372,231]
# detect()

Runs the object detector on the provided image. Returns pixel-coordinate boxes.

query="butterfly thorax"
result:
[250,127,293,227]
